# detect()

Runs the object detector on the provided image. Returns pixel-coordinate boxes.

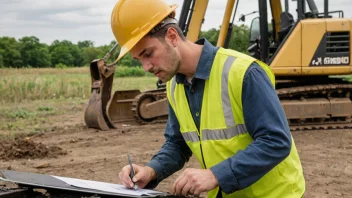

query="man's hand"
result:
[119,164,156,189]
[171,168,218,196]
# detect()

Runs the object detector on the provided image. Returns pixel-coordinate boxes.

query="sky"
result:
[1,0,351,46]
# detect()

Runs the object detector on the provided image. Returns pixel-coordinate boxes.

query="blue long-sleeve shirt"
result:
[146,38,292,194]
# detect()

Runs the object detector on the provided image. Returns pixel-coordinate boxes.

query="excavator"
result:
[84,0,352,131]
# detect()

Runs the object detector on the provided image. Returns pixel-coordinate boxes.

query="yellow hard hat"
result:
[111,0,178,62]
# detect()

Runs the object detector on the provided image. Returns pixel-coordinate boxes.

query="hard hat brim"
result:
[115,4,178,62]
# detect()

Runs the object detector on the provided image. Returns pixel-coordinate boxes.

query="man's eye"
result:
[146,51,153,58]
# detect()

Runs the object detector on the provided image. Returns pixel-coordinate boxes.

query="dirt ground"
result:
[0,108,352,198]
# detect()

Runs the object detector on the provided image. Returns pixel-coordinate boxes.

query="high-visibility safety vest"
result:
[166,48,305,198]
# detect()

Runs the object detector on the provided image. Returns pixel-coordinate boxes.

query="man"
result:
[113,0,305,197]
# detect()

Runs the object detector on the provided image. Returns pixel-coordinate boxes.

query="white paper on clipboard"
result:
[53,176,167,196]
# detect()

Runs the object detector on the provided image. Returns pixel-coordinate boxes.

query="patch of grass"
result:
[38,106,55,112]
[0,98,85,134]
[344,76,352,82]
[330,75,352,82]
[6,109,37,119]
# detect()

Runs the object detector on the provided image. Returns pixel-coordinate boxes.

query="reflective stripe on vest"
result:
[222,56,236,126]
[182,124,247,142]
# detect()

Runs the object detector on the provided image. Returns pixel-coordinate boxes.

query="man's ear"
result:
[165,27,179,47]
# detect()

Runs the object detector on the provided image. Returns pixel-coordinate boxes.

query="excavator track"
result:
[130,83,352,131]
[289,122,352,131]
[131,89,168,124]
[277,83,352,131]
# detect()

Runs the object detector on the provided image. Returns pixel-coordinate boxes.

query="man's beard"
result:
[158,44,181,82]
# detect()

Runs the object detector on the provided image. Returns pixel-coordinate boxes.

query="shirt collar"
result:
[175,38,219,84]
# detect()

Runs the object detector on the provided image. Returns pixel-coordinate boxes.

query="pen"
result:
[128,154,138,190]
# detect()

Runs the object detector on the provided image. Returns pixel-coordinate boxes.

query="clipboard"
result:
[0,170,170,197]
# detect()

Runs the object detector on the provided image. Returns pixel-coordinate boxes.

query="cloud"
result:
[0,0,351,46]
[0,0,116,45]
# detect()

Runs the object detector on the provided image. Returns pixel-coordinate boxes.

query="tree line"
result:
[0,24,249,68]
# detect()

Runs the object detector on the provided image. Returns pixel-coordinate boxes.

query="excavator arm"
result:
[270,0,283,41]
[178,0,209,42]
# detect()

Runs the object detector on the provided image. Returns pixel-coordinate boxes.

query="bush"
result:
[55,63,68,69]
[0,55,4,68]
[115,66,147,77]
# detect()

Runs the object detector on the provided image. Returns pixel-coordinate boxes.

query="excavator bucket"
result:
[84,59,117,130]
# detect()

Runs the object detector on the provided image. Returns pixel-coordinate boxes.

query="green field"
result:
[0,67,157,104]
[0,67,158,134]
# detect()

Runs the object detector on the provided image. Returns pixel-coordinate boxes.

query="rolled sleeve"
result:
[145,159,163,189]
[210,159,240,194]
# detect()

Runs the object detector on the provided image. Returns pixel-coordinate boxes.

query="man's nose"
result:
[142,60,153,72]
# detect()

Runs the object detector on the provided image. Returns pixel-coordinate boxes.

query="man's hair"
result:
[148,23,186,42]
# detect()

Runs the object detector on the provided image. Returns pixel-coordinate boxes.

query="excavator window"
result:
[248,17,261,60]
[249,17,260,43]
[278,12,295,43]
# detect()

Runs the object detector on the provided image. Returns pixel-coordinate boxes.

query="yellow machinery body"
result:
[271,18,352,75]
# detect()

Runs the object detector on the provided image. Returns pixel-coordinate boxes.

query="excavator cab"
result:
[247,0,348,64]
[85,0,352,131]
[247,0,352,130]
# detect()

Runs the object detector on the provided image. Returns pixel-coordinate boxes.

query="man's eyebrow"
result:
[139,49,147,57]
[133,48,150,60]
